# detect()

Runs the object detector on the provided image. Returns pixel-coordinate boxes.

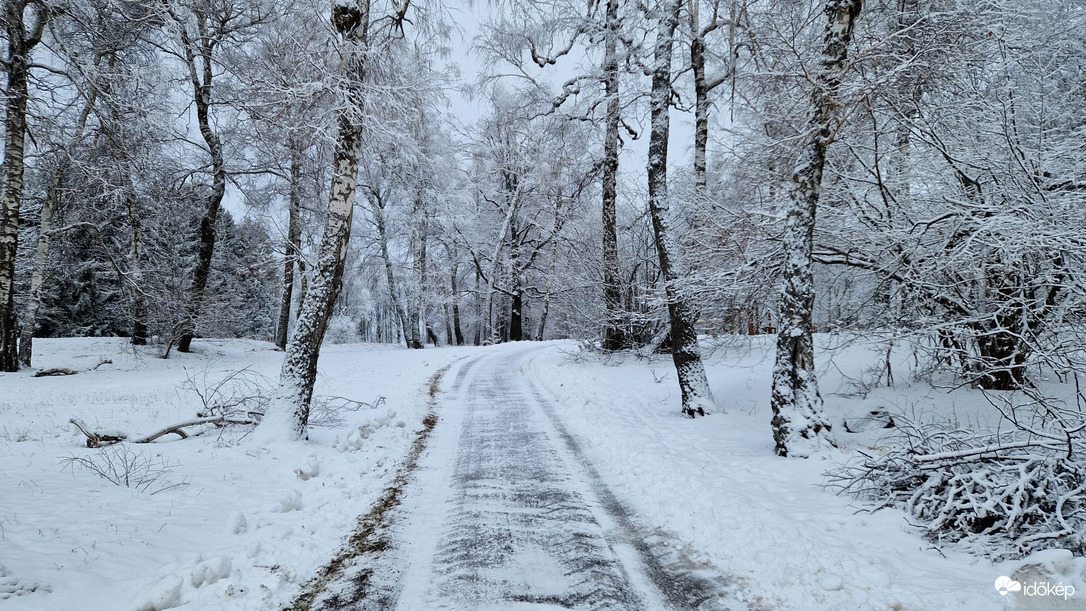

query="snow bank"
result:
[0,337,475,611]
[524,337,1025,610]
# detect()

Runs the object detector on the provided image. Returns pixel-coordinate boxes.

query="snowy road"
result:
[306,345,739,611]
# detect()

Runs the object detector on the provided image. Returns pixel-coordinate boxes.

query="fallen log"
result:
[70,416,255,448]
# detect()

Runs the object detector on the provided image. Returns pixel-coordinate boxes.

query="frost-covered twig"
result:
[60,445,188,494]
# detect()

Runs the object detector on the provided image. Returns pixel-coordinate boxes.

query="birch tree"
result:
[0,0,47,371]
[259,0,413,441]
[18,95,96,366]
[645,0,716,417]
[770,0,862,457]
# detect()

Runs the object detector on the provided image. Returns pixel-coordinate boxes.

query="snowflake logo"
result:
[995,576,1022,597]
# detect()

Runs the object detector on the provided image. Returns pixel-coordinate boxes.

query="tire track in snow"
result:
[308,345,742,610]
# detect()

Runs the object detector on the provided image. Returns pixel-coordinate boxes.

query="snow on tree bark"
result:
[408,189,425,349]
[18,177,56,367]
[646,0,716,417]
[0,1,45,372]
[770,0,862,457]
[258,0,371,442]
[688,0,710,210]
[601,0,625,351]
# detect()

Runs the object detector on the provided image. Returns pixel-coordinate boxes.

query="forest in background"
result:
[0,0,1084,559]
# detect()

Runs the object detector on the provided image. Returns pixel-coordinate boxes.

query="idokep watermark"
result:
[996,575,1076,602]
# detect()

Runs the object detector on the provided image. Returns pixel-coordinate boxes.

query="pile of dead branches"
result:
[830,392,1086,560]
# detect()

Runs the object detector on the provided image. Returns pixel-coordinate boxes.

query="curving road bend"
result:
[309,345,742,611]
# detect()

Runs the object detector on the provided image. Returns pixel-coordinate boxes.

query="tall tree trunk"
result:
[20,89,97,365]
[407,190,425,348]
[481,179,519,345]
[601,0,625,350]
[473,266,482,345]
[508,216,524,341]
[276,142,304,350]
[419,229,438,345]
[127,185,149,346]
[370,193,409,346]
[176,16,228,354]
[450,260,464,345]
[646,0,716,418]
[17,176,56,366]
[443,300,453,345]
[259,0,370,442]
[296,259,308,318]
[689,2,709,210]
[509,292,524,341]
[0,1,44,372]
[770,0,861,457]
[536,228,559,341]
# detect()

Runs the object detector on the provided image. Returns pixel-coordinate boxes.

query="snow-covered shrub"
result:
[831,411,1086,560]
[324,314,361,344]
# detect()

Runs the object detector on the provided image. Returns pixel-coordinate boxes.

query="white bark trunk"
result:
[0,0,45,372]
[646,0,716,417]
[257,0,371,442]
[770,0,862,457]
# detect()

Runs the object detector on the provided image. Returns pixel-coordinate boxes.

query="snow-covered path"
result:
[307,345,737,611]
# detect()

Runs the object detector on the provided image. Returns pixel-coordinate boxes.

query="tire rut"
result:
[300,347,744,610]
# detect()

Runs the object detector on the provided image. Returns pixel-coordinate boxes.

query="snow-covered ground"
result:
[0,336,1079,610]
[0,337,476,611]
[525,336,1079,611]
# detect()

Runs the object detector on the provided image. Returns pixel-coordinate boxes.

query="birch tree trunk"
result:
[0,1,45,372]
[688,0,710,208]
[419,222,439,345]
[472,266,482,345]
[646,0,716,417]
[536,216,559,341]
[275,141,304,350]
[19,91,98,366]
[600,0,625,350]
[481,175,520,344]
[769,0,862,457]
[17,177,56,367]
[258,0,371,442]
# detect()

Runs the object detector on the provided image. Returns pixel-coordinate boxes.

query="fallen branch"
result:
[70,418,126,448]
[35,367,78,377]
[70,416,254,448]
[131,416,255,443]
